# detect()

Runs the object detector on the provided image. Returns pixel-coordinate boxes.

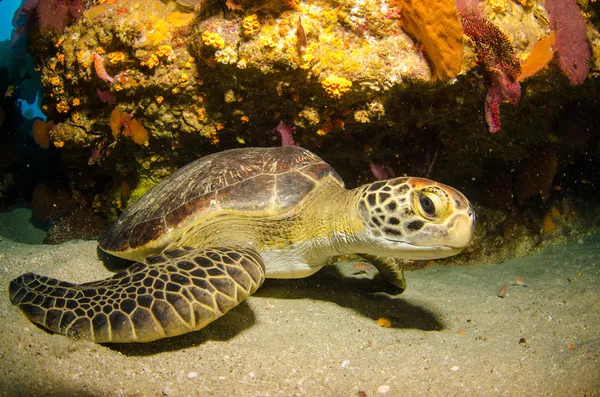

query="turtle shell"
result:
[99,146,343,254]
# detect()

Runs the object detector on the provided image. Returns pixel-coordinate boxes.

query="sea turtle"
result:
[9,146,475,343]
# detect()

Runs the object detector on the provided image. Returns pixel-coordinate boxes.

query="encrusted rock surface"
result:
[20,0,600,260]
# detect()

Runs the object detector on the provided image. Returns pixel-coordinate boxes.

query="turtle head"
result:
[356,177,475,259]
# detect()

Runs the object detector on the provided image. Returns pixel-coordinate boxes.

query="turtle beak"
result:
[447,206,475,249]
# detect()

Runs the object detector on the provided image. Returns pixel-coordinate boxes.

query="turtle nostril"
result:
[467,205,476,224]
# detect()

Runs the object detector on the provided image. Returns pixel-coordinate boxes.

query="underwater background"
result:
[0,0,599,395]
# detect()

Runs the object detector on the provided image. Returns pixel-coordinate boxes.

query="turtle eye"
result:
[417,192,436,218]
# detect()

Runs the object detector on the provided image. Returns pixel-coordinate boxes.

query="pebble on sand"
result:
[376,317,392,328]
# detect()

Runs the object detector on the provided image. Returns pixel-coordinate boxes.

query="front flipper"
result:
[359,254,406,294]
[9,247,265,343]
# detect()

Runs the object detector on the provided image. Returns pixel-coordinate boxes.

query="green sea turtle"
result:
[9,146,475,343]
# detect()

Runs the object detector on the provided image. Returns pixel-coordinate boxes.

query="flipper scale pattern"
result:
[9,247,265,343]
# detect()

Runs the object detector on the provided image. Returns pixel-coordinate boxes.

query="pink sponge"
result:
[545,0,590,85]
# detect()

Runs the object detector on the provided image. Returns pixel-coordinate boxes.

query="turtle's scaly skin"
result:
[9,147,475,343]
[9,247,264,343]
[356,177,474,254]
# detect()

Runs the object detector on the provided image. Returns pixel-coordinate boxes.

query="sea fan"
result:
[37,0,85,33]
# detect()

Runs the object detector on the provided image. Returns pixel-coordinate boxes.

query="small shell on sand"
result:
[497,284,507,298]
[513,276,528,286]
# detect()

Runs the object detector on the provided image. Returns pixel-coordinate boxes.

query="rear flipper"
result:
[9,247,265,343]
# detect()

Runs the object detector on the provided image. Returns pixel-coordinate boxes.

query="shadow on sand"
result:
[107,262,442,356]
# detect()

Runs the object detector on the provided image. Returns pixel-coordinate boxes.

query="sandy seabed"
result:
[0,216,598,396]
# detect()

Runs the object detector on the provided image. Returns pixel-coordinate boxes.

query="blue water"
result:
[1,0,45,119]
[0,0,21,40]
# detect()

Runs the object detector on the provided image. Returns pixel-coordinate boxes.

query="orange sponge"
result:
[32,119,55,149]
[109,109,148,145]
[125,119,149,145]
[519,31,556,82]
[401,0,464,81]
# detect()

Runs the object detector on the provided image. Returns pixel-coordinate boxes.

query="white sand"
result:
[0,225,599,396]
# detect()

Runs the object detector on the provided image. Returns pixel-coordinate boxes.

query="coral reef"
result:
[12,0,599,263]
[201,30,225,49]
[241,14,261,37]
[321,74,352,99]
